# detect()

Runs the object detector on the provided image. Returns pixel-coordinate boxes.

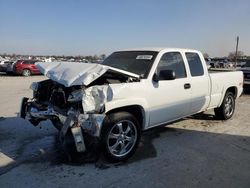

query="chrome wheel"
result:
[22,69,31,76]
[224,95,234,117]
[107,120,137,157]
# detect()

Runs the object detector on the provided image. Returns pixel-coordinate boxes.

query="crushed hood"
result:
[35,62,139,87]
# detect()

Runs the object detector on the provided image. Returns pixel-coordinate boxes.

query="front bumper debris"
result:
[19,97,106,153]
[71,126,86,152]
[20,97,105,136]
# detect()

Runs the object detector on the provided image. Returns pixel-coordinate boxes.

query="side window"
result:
[157,52,186,79]
[23,61,30,64]
[185,53,204,76]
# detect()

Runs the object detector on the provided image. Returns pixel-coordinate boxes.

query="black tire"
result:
[101,111,141,162]
[214,91,235,120]
[22,69,31,76]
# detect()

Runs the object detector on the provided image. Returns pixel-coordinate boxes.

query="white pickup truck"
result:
[20,48,243,162]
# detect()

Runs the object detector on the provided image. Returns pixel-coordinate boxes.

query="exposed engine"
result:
[33,79,83,111]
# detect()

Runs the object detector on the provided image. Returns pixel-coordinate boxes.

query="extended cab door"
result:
[148,52,192,127]
[184,52,210,114]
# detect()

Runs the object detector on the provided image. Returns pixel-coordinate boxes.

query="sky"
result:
[0,0,250,57]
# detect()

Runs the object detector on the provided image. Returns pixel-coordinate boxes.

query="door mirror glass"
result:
[153,70,176,82]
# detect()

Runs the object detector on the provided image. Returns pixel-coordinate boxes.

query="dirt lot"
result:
[0,74,250,188]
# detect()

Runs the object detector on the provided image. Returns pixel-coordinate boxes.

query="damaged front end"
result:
[20,80,109,153]
[19,62,140,154]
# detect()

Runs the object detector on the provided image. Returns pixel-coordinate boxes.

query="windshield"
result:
[102,51,158,78]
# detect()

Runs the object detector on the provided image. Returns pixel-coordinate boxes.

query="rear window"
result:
[23,61,31,64]
[185,53,204,77]
[23,60,36,64]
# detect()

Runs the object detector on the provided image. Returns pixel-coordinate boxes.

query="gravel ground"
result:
[0,74,250,188]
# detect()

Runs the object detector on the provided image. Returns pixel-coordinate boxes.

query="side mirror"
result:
[153,70,176,82]
[152,73,159,82]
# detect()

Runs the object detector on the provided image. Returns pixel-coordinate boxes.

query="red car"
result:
[13,60,41,76]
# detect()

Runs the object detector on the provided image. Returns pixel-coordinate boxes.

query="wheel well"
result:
[22,68,31,73]
[106,105,144,129]
[226,87,237,98]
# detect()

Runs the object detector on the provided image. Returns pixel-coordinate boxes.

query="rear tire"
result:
[101,112,141,162]
[22,69,31,77]
[214,91,235,120]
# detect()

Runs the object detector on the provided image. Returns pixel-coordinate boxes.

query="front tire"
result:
[214,91,235,120]
[101,112,141,162]
[22,69,31,77]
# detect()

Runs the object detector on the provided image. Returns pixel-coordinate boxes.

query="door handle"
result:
[184,83,191,89]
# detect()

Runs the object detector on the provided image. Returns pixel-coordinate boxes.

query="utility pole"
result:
[235,36,239,67]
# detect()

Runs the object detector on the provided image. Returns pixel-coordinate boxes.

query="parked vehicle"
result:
[13,60,40,76]
[222,60,234,68]
[210,60,234,69]
[20,48,243,162]
[0,60,13,72]
[6,61,16,74]
[239,61,250,87]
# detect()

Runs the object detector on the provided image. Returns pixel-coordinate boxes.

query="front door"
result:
[148,52,192,127]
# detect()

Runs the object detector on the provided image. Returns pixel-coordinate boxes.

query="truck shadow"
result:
[50,126,176,168]
[187,112,216,120]
[0,117,179,171]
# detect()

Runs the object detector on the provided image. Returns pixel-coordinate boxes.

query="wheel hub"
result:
[107,120,137,157]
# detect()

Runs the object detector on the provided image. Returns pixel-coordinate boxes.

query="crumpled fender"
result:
[82,85,113,113]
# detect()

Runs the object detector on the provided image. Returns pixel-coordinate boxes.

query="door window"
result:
[157,52,186,79]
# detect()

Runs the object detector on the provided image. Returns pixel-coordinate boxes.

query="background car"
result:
[0,60,13,72]
[239,61,250,88]
[13,60,41,76]
[6,61,16,74]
